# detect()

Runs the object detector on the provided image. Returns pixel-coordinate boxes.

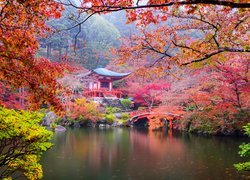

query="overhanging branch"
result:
[181,47,250,65]
[70,0,250,13]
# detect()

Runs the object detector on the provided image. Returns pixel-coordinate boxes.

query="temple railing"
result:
[83,88,123,98]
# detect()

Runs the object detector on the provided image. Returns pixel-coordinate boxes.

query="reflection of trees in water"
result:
[130,130,185,156]
[53,129,186,165]
[128,130,186,173]
[52,129,131,170]
[42,129,249,179]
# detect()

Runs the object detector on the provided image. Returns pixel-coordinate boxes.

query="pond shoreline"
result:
[41,128,250,180]
[52,122,248,137]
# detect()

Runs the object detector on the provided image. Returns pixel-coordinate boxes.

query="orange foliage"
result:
[80,0,249,27]
[0,0,72,112]
[148,115,165,131]
[106,5,249,77]
[67,98,103,122]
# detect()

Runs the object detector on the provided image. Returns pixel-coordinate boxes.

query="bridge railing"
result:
[129,106,183,119]
[129,107,156,117]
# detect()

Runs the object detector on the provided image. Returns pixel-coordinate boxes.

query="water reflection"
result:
[41,128,249,180]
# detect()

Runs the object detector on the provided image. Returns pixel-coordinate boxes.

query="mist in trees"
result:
[38,6,121,69]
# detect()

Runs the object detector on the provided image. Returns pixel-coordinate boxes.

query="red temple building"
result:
[78,68,130,98]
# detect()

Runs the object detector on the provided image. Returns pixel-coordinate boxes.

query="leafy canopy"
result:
[0,107,53,179]
[0,0,71,112]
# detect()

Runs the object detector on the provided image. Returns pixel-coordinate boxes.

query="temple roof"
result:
[92,68,130,78]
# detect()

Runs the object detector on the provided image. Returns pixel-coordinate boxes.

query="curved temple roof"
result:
[92,68,130,77]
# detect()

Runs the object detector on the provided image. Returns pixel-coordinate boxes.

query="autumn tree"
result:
[63,0,249,91]
[147,115,165,131]
[0,0,72,179]
[64,0,250,132]
[212,55,249,110]
[0,0,70,111]
[61,0,249,73]
[67,98,103,123]
[188,55,249,113]
[132,82,171,109]
[175,55,250,134]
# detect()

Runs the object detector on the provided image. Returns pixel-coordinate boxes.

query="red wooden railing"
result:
[83,88,123,98]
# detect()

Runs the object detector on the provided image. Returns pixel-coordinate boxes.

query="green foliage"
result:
[39,6,121,69]
[232,110,250,129]
[187,113,216,134]
[180,108,250,135]
[50,122,58,129]
[184,104,197,111]
[0,107,53,179]
[105,114,115,124]
[86,15,121,49]
[243,123,250,136]
[120,99,131,110]
[234,162,250,171]
[106,106,121,114]
[234,123,250,171]
[121,113,130,120]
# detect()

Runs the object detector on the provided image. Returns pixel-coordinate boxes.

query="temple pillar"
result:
[109,81,112,91]
[93,82,97,89]
[97,81,101,89]
[89,82,93,90]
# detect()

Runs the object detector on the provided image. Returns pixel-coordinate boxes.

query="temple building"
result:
[78,68,130,98]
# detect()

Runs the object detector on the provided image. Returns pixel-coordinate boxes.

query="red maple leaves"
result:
[0,0,70,112]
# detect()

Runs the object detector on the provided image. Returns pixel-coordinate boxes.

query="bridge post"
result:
[169,120,173,130]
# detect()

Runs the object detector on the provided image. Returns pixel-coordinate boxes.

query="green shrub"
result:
[186,113,216,134]
[0,107,53,179]
[50,122,58,129]
[121,113,130,120]
[105,114,115,124]
[232,110,250,130]
[106,107,121,114]
[183,109,249,135]
[120,99,131,110]
[234,123,250,171]
[184,104,197,111]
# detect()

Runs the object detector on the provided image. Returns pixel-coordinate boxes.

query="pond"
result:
[41,128,250,179]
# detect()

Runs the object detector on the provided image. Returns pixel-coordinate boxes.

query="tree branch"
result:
[181,47,250,65]
[68,0,250,14]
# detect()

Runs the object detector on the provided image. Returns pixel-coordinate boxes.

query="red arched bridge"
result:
[129,108,183,129]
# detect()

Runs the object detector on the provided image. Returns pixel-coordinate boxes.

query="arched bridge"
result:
[129,108,183,129]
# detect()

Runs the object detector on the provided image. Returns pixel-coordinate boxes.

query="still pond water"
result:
[41,128,250,180]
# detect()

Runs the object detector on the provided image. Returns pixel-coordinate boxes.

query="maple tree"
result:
[0,0,71,112]
[212,55,249,110]
[0,82,28,110]
[113,8,248,75]
[189,55,249,112]
[147,115,165,131]
[0,1,73,179]
[175,54,250,134]
[67,98,103,123]
[131,82,171,108]
[60,0,249,77]
[63,0,250,16]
